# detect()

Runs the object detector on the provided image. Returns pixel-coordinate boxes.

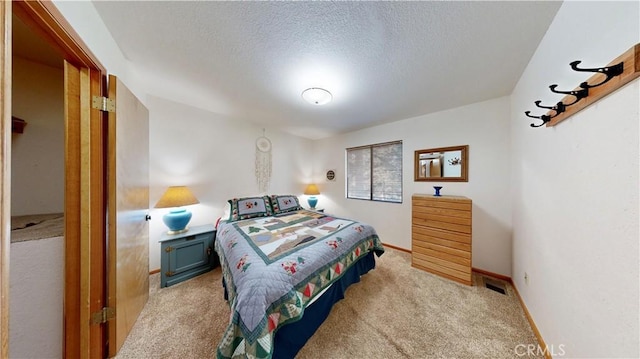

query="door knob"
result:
[145,214,151,221]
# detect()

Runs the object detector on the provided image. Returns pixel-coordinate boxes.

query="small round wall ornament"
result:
[326,170,336,181]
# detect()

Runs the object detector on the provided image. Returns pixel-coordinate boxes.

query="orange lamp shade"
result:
[304,184,320,195]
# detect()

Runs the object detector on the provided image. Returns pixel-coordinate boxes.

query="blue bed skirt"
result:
[222,251,377,359]
[273,250,376,358]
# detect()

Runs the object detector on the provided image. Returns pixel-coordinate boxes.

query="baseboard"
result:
[471,267,550,359]
[510,283,552,359]
[471,267,511,283]
[382,243,411,253]
[149,268,160,275]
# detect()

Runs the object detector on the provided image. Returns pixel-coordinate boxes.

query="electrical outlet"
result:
[524,272,529,285]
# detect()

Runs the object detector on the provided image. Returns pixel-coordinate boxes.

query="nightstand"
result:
[159,224,218,287]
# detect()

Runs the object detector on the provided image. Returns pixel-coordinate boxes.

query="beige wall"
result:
[313,96,513,276]
[11,56,64,216]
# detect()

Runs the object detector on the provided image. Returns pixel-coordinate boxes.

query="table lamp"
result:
[304,184,320,209]
[154,186,200,234]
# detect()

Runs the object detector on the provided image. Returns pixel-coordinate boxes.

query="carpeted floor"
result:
[116,248,541,358]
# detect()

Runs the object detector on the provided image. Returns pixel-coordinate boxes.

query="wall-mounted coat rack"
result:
[526,43,640,128]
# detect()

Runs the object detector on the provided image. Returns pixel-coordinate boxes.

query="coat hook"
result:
[570,61,624,89]
[534,100,566,115]
[525,111,552,128]
[549,84,588,106]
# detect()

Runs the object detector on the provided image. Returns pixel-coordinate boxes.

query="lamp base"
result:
[163,208,192,234]
[307,196,318,209]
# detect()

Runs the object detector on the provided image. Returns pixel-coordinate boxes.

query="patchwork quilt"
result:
[215,210,384,359]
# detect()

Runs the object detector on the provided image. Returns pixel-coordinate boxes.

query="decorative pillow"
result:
[269,195,303,214]
[227,196,273,222]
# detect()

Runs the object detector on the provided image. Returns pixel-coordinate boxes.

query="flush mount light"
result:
[302,87,332,105]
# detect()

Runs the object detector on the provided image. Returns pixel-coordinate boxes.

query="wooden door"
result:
[0,2,11,357]
[107,75,150,357]
[64,60,106,358]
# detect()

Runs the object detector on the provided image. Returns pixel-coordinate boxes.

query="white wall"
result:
[10,237,64,358]
[53,2,315,271]
[11,57,64,216]
[147,96,314,270]
[510,2,639,358]
[314,96,512,276]
[52,0,144,100]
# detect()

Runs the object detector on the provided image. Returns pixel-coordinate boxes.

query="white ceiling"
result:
[92,1,561,140]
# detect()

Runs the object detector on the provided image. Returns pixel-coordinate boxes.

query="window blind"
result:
[347,141,402,203]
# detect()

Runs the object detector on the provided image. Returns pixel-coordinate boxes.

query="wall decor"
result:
[414,145,468,182]
[525,43,640,128]
[255,129,272,192]
[326,170,336,181]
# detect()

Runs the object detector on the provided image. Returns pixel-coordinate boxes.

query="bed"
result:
[11,212,64,243]
[214,195,384,359]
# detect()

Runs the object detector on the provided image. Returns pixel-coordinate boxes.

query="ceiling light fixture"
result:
[302,87,332,105]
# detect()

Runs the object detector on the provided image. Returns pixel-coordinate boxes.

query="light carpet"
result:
[116,248,541,358]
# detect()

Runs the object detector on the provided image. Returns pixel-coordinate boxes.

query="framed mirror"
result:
[414,145,468,182]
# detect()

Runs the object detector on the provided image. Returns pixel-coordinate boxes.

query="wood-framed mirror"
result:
[414,145,468,182]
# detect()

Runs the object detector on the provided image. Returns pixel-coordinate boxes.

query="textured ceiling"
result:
[92,1,561,139]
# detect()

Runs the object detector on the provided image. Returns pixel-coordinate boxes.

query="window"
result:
[346,141,402,203]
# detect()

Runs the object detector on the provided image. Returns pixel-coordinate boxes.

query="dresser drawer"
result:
[412,235,471,259]
[413,196,472,211]
[412,225,471,247]
[412,254,472,285]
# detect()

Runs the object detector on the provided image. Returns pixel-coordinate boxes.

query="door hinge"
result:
[90,307,115,325]
[165,246,174,253]
[92,96,116,112]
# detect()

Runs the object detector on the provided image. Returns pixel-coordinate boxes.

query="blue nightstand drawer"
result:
[160,224,217,287]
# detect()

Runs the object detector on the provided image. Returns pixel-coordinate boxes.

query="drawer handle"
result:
[207,246,212,256]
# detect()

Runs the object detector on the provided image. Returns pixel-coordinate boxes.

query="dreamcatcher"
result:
[255,129,272,192]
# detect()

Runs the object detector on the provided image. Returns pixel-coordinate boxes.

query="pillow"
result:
[269,195,303,214]
[227,196,273,222]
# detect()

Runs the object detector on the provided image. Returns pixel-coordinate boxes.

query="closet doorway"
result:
[1,1,107,357]
[10,12,65,357]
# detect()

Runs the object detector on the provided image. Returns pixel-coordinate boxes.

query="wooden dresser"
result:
[411,194,472,285]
